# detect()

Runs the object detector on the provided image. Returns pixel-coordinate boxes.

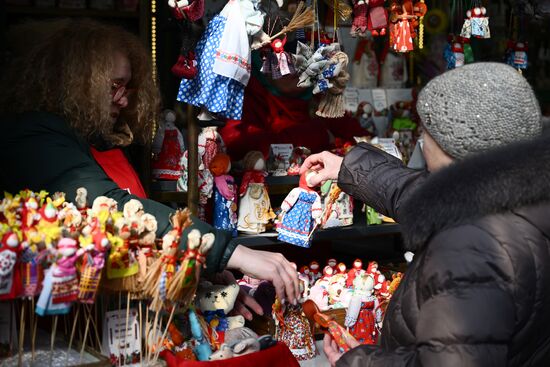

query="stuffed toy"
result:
[237,151,275,234]
[209,327,261,360]
[196,281,245,337]
[210,153,238,237]
[277,171,322,248]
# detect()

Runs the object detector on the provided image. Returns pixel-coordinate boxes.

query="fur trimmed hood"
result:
[400,132,550,251]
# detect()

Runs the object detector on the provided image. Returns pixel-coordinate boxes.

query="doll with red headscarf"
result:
[277,171,322,248]
[210,153,238,237]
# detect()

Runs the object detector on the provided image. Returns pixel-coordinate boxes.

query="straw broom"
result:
[252,1,315,50]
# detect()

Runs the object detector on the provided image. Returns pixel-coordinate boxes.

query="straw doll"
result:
[143,209,192,311]
[237,151,275,234]
[209,153,238,236]
[277,171,322,248]
[166,229,214,306]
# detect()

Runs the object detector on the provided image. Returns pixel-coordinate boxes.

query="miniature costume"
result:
[277,172,322,248]
[210,153,238,236]
[237,151,275,234]
[261,37,296,79]
[177,0,268,120]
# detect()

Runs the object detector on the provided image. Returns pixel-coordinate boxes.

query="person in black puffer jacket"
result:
[301,62,550,366]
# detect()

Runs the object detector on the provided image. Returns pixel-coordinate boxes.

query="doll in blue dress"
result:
[177,0,272,124]
[209,153,238,237]
[277,171,322,248]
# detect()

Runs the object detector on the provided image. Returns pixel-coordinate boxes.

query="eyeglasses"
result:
[111,81,133,103]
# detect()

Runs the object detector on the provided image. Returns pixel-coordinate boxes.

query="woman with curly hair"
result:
[0,19,300,312]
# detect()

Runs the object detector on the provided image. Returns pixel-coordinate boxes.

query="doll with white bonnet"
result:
[237,151,275,234]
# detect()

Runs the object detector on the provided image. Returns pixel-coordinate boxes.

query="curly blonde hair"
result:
[0,18,160,145]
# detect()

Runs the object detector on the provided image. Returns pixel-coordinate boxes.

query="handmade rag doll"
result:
[210,154,238,236]
[277,171,322,248]
[237,151,275,234]
[177,0,272,124]
[152,109,185,180]
[344,272,382,344]
[273,301,316,361]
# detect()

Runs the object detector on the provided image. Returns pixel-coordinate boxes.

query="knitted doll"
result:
[177,0,272,125]
[277,171,322,248]
[36,237,83,316]
[152,110,185,180]
[237,151,275,234]
[210,153,238,236]
[344,273,382,344]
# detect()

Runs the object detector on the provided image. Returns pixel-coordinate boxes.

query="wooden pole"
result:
[187,104,199,216]
[67,303,81,364]
[49,316,58,367]
[18,301,25,367]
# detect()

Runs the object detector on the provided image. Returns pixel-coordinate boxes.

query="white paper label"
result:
[103,308,141,366]
[344,88,360,112]
[372,89,388,112]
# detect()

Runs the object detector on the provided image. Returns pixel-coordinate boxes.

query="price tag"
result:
[103,309,141,366]
[372,89,388,112]
[344,88,360,113]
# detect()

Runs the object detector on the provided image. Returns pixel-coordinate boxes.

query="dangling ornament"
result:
[260,37,296,79]
[461,4,490,39]
[507,41,528,71]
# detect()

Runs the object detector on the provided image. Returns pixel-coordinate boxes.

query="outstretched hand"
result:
[323,333,360,367]
[209,270,264,321]
[299,151,344,187]
[227,245,300,306]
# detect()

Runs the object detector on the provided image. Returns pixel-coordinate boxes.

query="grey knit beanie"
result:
[417,62,542,159]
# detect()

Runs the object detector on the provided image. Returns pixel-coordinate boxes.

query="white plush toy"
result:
[196,282,245,332]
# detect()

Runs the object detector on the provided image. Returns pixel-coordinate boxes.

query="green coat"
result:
[0,111,237,274]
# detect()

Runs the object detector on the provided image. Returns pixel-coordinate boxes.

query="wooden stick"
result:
[118,292,122,367]
[122,292,131,366]
[147,308,159,365]
[66,303,81,365]
[139,301,143,367]
[152,304,178,363]
[18,300,25,367]
[80,305,92,363]
[49,316,58,367]
[31,297,38,362]
[88,304,103,352]
[144,304,150,363]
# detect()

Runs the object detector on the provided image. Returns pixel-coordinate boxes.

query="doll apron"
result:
[177,0,250,120]
[278,191,318,248]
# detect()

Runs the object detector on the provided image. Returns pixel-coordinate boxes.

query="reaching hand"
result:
[226,245,300,305]
[299,151,344,187]
[209,270,264,321]
[323,333,360,367]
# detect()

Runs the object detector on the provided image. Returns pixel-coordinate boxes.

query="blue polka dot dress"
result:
[277,188,322,248]
[177,11,245,120]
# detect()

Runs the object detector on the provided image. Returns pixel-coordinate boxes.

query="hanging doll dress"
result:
[277,188,322,248]
[177,0,253,120]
